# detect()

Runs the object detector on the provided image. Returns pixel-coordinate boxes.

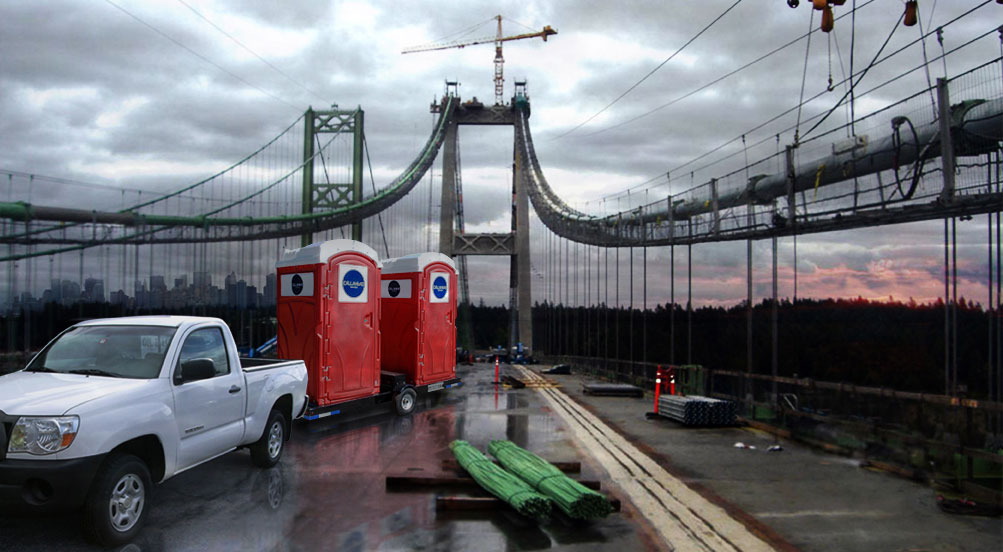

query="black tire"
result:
[82,453,151,547]
[395,388,417,416]
[251,409,286,468]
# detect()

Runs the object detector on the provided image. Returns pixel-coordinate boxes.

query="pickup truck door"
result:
[172,326,245,470]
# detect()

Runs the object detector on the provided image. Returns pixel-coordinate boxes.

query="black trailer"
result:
[302,371,462,421]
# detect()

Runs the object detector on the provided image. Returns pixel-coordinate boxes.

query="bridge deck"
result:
[1,363,999,550]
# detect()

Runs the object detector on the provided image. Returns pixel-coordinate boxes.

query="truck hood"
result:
[0,371,155,416]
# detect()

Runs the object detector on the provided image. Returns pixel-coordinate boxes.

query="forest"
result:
[519,297,993,398]
[0,296,997,398]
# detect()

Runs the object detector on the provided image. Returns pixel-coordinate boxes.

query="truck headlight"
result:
[9,416,79,455]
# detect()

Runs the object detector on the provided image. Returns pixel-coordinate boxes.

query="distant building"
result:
[84,277,104,303]
[262,273,277,306]
[60,280,80,305]
[193,271,211,289]
[109,290,128,306]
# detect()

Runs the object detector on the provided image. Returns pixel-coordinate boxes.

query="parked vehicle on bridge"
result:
[0,315,308,546]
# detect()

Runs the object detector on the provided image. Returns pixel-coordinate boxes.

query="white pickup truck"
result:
[0,315,308,546]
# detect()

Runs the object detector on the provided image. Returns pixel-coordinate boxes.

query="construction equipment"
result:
[402,15,557,105]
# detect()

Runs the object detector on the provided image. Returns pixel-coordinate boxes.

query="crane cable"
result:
[794,9,816,146]
[799,9,906,141]
[595,0,985,204]
[578,0,879,139]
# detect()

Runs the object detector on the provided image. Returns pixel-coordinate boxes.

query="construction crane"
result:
[402,15,557,105]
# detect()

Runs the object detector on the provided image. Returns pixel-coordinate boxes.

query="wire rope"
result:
[556,0,743,139]
[103,0,300,112]
[174,0,330,103]
[576,0,879,139]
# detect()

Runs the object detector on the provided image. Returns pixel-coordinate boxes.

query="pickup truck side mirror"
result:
[177,358,215,384]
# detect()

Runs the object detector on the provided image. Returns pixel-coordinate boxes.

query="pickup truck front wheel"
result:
[251,409,286,468]
[82,453,151,547]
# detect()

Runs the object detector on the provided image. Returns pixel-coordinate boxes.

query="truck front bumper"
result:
[0,454,105,512]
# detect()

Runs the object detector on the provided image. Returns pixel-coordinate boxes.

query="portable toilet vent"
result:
[276,239,382,407]
[380,252,457,386]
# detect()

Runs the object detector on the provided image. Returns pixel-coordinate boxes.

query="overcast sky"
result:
[2,0,1001,307]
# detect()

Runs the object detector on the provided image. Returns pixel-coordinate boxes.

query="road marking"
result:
[517,367,774,552]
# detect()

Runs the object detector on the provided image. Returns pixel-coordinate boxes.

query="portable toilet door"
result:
[380,264,420,383]
[422,256,457,384]
[381,253,457,386]
[277,239,382,407]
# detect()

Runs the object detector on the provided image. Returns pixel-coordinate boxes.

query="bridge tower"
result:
[436,83,533,354]
[301,106,364,247]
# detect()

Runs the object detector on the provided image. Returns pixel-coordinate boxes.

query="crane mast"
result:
[402,16,557,105]
[493,16,504,105]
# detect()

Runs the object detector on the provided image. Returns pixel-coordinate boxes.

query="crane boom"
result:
[402,15,557,105]
[401,26,557,54]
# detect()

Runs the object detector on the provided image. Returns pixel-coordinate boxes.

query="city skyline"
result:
[5,269,276,312]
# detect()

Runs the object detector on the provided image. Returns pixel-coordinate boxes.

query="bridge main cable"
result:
[516,95,1003,248]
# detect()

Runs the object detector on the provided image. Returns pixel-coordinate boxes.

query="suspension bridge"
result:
[3,1,1003,548]
[3,54,1003,355]
[0,0,1002,460]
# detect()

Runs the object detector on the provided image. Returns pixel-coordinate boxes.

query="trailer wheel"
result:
[395,388,417,416]
[251,409,286,468]
[82,453,151,547]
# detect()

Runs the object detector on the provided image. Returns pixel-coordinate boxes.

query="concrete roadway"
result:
[525,364,1002,552]
[2,362,1000,550]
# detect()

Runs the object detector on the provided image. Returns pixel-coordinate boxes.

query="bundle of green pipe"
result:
[488,440,613,520]
[449,440,552,520]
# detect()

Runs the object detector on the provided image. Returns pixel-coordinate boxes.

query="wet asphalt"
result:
[0,364,652,551]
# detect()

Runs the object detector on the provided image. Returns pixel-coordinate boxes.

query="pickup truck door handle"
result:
[228,385,241,394]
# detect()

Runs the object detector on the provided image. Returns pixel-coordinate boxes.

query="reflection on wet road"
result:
[0,365,651,551]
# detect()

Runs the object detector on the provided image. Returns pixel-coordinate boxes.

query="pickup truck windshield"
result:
[26,326,177,379]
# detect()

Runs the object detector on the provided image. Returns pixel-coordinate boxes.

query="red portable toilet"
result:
[380,253,457,386]
[276,239,382,407]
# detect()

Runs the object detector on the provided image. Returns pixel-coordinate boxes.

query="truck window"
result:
[25,326,176,379]
[176,328,230,377]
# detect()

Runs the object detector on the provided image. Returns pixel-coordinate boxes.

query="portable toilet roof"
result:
[276,239,382,269]
[382,252,455,275]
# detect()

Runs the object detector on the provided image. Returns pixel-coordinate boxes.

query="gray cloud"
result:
[1,1,998,307]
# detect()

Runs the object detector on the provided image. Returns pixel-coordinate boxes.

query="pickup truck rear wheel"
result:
[251,409,286,468]
[395,388,417,416]
[82,453,151,547]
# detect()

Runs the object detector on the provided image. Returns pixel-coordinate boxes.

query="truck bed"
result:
[239,357,304,372]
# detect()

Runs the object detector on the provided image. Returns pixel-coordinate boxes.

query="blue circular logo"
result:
[342,269,365,298]
[432,276,448,299]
